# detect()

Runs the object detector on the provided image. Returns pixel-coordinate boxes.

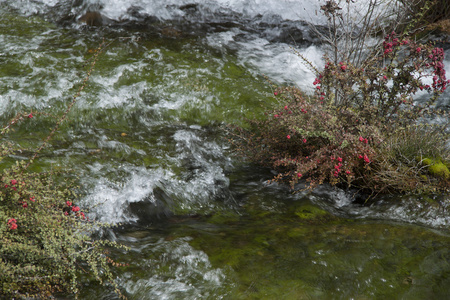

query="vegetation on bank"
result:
[402,0,450,33]
[229,0,450,195]
[1,0,450,298]
[0,43,127,298]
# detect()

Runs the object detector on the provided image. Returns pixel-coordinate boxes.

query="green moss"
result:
[295,205,330,220]
[429,162,450,179]
[286,226,309,238]
[422,157,433,166]
[419,174,428,181]
[184,210,450,300]
[421,158,450,179]
[207,211,240,225]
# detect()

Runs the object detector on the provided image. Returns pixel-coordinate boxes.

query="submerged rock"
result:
[128,187,174,224]
[78,11,105,26]
[295,204,330,220]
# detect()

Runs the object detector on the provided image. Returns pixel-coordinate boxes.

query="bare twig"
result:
[22,39,114,172]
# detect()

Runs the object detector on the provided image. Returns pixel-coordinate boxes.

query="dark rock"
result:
[78,11,103,26]
[128,187,174,225]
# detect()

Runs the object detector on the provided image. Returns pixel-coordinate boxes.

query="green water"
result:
[78,189,450,299]
[1,8,450,300]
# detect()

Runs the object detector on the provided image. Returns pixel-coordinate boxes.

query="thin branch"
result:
[22,39,113,172]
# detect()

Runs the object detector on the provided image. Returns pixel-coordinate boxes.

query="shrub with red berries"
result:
[316,32,449,126]
[229,31,450,194]
[0,43,127,298]
[0,156,129,298]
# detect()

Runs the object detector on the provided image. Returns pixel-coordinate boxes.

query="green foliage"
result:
[0,42,128,298]
[0,163,127,298]
[317,32,449,122]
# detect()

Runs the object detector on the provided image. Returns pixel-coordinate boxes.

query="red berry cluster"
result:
[357,136,371,164]
[3,179,35,208]
[383,32,400,55]
[65,201,86,219]
[313,75,326,103]
[428,47,449,91]
[7,218,17,230]
[332,156,344,177]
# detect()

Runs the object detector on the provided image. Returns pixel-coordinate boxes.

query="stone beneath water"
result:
[128,187,174,224]
[294,204,334,223]
[78,12,104,26]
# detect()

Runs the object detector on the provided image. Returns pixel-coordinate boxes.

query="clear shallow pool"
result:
[1,1,449,299]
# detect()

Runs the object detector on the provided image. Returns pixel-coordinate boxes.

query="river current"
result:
[1,0,450,299]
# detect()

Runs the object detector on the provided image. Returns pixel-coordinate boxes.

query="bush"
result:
[228,86,381,190]
[228,0,450,195]
[0,43,127,298]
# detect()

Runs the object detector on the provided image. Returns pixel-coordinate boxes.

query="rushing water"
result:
[1,0,450,299]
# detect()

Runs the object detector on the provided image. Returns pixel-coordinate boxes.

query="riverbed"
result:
[1,1,449,299]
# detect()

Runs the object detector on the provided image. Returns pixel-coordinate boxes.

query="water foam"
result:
[80,126,233,224]
[122,237,231,299]
[312,186,450,230]
[81,164,166,223]
[96,0,325,23]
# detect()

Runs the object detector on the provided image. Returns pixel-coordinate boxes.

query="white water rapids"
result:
[2,1,450,299]
[1,0,449,227]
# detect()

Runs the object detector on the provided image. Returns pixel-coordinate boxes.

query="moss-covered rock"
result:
[422,158,450,179]
[295,205,329,219]
[294,204,335,224]
[429,162,450,179]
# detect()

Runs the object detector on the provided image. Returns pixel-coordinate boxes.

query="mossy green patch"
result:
[207,211,240,225]
[294,204,335,224]
[0,13,56,37]
[429,162,450,179]
[182,209,450,299]
[295,204,328,219]
[422,158,450,179]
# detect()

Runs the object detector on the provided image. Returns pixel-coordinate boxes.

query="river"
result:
[1,0,450,299]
